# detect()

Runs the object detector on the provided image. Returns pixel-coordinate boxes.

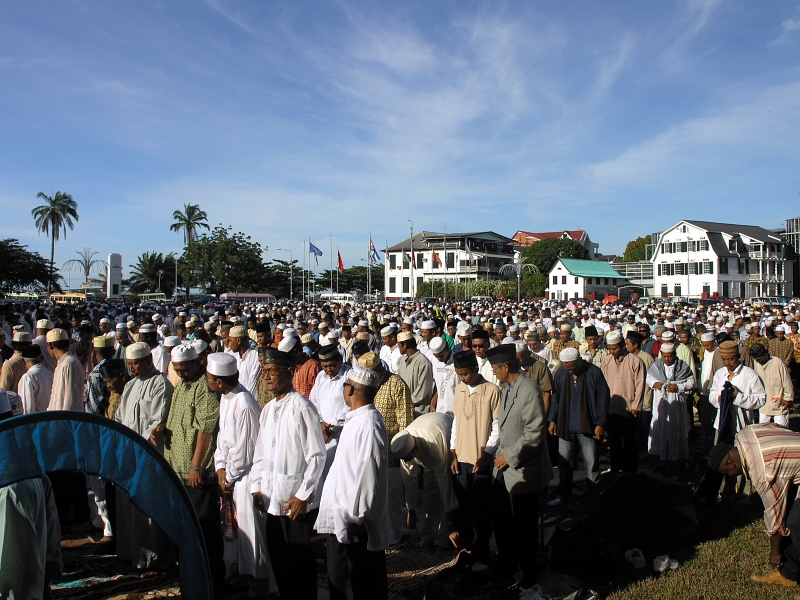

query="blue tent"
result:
[0,411,213,599]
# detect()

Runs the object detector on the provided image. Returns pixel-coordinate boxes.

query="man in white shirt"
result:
[32,319,57,372]
[251,348,326,600]
[471,329,500,386]
[710,341,766,439]
[315,366,389,600]
[749,343,794,426]
[229,325,260,397]
[379,326,401,374]
[206,353,271,595]
[18,344,53,414]
[429,337,457,416]
[309,344,351,497]
[140,324,169,375]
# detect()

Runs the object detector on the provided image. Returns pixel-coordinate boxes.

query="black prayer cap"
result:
[20,345,42,359]
[626,331,644,345]
[584,325,598,338]
[98,358,127,378]
[707,442,732,471]
[318,344,342,362]
[485,344,516,365]
[352,340,370,355]
[471,328,490,340]
[453,350,478,369]
[260,348,296,368]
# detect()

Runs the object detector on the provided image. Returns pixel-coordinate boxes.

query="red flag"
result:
[337,250,345,272]
[432,251,443,267]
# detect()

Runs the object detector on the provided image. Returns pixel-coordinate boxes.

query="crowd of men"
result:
[1,293,800,598]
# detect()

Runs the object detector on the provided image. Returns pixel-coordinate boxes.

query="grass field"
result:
[609,520,799,600]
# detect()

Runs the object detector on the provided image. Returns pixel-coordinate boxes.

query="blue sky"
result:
[2,0,800,283]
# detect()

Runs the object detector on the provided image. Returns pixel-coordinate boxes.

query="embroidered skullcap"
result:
[660,343,675,353]
[94,336,114,348]
[397,331,414,343]
[348,365,379,388]
[171,345,198,362]
[207,353,237,377]
[128,342,152,360]
[429,337,447,354]
[661,331,675,341]
[605,330,623,346]
[560,324,572,331]
[164,335,181,348]
[390,431,415,459]
[717,340,740,357]
[36,319,54,330]
[260,348,295,367]
[559,347,580,362]
[380,326,395,337]
[44,329,65,342]
[192,339,208,354]
[700,332,715,342]
[301,333,314,344]
[358,352,381,370]
[229,325,248,338]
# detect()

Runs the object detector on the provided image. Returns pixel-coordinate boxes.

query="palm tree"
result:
[128,252,178,296]
[31,191,79,292]
[500,255,540,302]
[62,247,105,285]
[170,203,210,246]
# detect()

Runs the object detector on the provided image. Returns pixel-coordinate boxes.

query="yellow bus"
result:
[49,293,87,305]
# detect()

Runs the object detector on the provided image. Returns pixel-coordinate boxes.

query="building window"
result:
[778,262,784,276]
[574,277,579,284]
[587,277,593,285]
[446,253,455,269]
[416,253,423,269]
[779,283,784,296]
[661,285,668,297]
[402,277,409,293]
[728,240,737,251]
[674,284,682,296]
[703,261,713,274]
[604,278,609,285]
[703,285,711,294]
[770,261,776,276]
[720,258,728,274]
[432,253,440,269]
[753,260,760,274]
[722,281,730,297]
[562,276,567,285]
[402,254,409,269]
[688,240,697,252]
[552,275,558,285]
[389,278,396,294]
[417,277,423,290]
[738,260,745,274]
[699,240,709,251]
[574,292,579,299]
[389,254,396,269]
[688,262,698,275]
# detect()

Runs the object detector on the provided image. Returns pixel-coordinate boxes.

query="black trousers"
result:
[607,413,638,473]
[492,475,540,589]
[782,500,800,581]
[184,484,225,584]
[266,510,319,600]
[48,471,90,524]
[326,532,388,600]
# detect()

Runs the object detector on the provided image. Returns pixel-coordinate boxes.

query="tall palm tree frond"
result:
[32,191,79,293]
[170,203,210,246]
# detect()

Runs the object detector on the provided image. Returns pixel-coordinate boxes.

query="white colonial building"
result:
[547,258,630,301]
[384,231,515,300]
[651,220,793,299]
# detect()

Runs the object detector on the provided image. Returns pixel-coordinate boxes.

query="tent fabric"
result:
[0,411,212,599]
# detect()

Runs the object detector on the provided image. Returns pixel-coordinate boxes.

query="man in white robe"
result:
[251,348,326,600]
[207,353,271,595]
[647,343,695,463]
[710,341,767,438]
[379,327,402,374]
[114,342,175,569]
[19,344,53,414]
[315,366,389,600]
[229,325,260,397]
[429,337,457,416]
[32,319,57,372]
[309,344,351,496]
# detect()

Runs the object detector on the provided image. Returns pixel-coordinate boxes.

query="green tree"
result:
[180,226,270,295]
[619,236,650,262]
[520,238,589,298]
[31,191,79,292]
[129,252,180,296]
[170,203,210,246]
[0,239,60,293]
[62,247,105,284]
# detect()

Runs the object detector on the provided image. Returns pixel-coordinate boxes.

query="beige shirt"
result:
[451,379,501,466]
[0,353,26,394]
[754,358,794,416]
[638,350,655,412]
[48,351,85,411]
[601,351,645,417]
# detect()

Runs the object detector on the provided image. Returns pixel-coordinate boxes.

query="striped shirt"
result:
[736,424,800,536]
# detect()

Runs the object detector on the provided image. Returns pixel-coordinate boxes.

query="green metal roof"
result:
[555,258,630,279]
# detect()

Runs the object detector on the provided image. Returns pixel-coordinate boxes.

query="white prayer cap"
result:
[403,317,414,325]
[115,322,128,331]
[230,316,241,324]
[547,326,557,333]
[390,430,415,458]
[171,345,198,362]
[152,314,163,321]
[229,325,248,338]
[700,332,716,342]
[508,325,519,333]
[429,337,447,354]
[660,343,675,353]
[559,347,580,362]
[347,365,379,388]
[661,331,675,341]
[100,317,111,324]
[14,331,33,343]
[283,328,297,338]
[36,319,54,330]
[164,336,181,348]
[327,330,341,339]
[358,319,369,327]
[606,330,623,345]
[207,353,237,377]
[380,326,395,337]
[127,342,152,360]
[502,337,516,345]
[278,336,297,352]
[420,320,436,330]
[44,329,65,343]
[192,339,208,354]
[397,331,414,343]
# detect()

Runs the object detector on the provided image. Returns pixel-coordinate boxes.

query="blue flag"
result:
[309,242,323,257]
[369,238,381,264]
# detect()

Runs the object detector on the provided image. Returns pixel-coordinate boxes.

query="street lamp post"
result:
[276,248,293,300]
[408,219,414,300]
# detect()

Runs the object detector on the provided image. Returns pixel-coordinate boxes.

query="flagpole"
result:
[336,245,340,293]
[330,234,333,294]
[368,235,371,300]
[302,239,306,303]
[443,224,447,302]
[408,220,414,300]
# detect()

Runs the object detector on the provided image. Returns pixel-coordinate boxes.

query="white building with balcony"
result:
[384,231,515,300]
[651,220,793,299]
